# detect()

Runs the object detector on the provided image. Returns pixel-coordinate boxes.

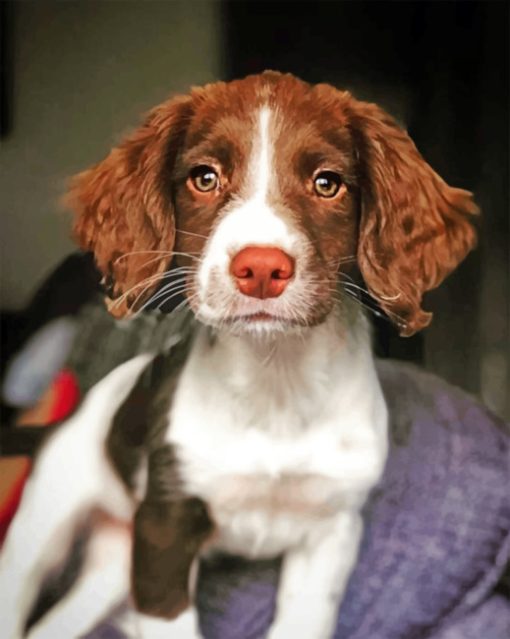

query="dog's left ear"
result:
[347,98,479,336]
[66,95,193,318]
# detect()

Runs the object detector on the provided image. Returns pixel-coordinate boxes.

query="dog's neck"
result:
[189,302,381,432]
[210,300,372,371]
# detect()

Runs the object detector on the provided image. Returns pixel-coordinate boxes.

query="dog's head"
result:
[68,72,478,336]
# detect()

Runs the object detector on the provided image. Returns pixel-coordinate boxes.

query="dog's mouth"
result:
[190,301,309,333]
[220,312,305,336]
[229,312,285,323]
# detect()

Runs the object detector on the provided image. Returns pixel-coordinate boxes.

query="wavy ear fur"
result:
[347,98,479,336]
[67,95,192,318]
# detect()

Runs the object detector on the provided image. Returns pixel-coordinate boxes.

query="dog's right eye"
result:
[313,171,343,198]
[189,165,219,193]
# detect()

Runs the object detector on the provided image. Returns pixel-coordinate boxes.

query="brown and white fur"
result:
[0,72,478,639]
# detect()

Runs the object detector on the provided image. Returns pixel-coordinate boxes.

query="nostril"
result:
[237,267,253,278]
[272,265,293,280]
[271,268,291,280]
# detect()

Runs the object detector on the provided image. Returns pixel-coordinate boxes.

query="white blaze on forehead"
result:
[250,106,272,201]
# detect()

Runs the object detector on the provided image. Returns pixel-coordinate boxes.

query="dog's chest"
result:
[169,398,348,557]
[164,330,384,558]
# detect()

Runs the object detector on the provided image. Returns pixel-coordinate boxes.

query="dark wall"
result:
[223,0,509,417]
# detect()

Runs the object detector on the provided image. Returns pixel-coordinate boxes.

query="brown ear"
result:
[347,99,479,336]
[67,95,192,318]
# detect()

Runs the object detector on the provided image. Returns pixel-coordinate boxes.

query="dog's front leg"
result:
[267,512,363,639]
[132,444,215,639]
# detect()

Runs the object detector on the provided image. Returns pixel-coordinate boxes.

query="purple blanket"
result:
[92,359,510,638]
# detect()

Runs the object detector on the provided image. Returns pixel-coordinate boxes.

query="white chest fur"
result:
[167,310,388,559]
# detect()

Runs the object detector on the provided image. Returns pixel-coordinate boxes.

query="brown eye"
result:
[189,165,219,193]
[313,171,342,198]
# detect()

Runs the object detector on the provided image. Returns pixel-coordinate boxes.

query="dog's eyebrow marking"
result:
[179,135,239,175]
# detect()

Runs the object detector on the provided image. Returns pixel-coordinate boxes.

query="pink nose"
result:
[230,246,295,299]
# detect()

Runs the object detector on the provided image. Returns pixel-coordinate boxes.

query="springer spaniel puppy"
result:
[0,72,478,639]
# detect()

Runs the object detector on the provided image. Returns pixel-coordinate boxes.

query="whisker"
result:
[338,271,358,284]
[325,255,357,269]
[116,267,195,311]
[128,255,195,275]
[341,287,406,324]
[131,281,188,313]
[113,250,173,265]
[340,281,371,296]
[114,249,202,272]
[342,292,388,321]
[111,274,170,308]
[150,280,189,302]
[134,287,196,319]
[112,269,189,308]
[175,229,208,241]
[156,287,190,311]
[138,281,189,311]
[340,281,405,323]
[135,287,188,317]
[171,251,202,263]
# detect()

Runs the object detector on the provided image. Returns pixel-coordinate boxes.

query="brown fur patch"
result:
[107,331,216,618]
[132,497,213,619]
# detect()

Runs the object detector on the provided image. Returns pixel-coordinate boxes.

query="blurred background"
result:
[0,0,508,419]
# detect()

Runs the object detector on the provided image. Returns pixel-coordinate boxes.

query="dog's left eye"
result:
[313,171,342,198]
[189,165,219,193]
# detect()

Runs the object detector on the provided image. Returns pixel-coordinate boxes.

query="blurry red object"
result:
[0,369,80,545]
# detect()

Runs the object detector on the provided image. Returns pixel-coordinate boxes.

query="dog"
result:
[0,71,478,639]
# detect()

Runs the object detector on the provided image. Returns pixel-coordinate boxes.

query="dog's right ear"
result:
[66,95,192,318]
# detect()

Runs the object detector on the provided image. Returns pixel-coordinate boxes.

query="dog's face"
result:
[172,78,361,333]
[69,72,478,336]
